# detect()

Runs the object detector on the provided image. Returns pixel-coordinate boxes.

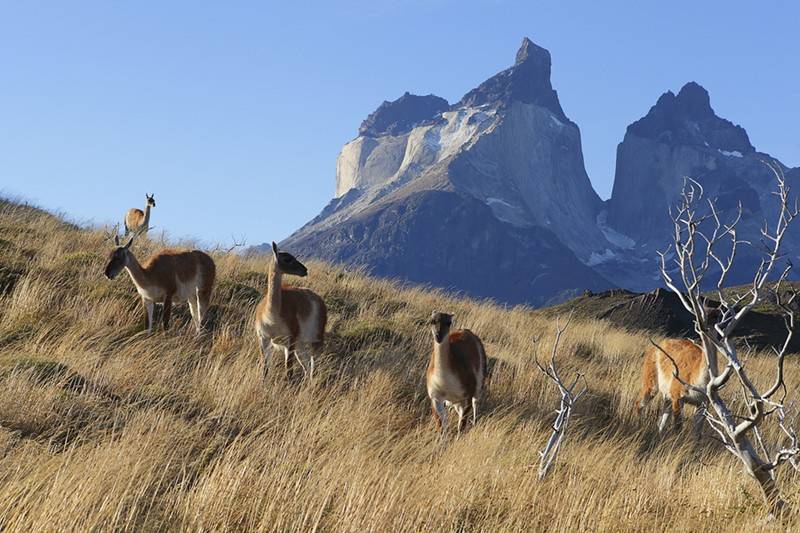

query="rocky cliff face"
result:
[273,37,615,305]
[358,92,449,138]
[253,41,797,306]
[282,190,610,306]
[323,38,609,256]
[606,82,755,240]
[597,82,798,290]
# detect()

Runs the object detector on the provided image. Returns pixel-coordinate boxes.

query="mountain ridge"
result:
[253,38,798,306]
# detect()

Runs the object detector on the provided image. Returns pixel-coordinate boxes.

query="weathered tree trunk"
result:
[657,164,800,516]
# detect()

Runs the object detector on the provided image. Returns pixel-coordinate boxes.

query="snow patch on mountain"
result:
[597,211,636,249]
[485,197,529,226]
[587,248,618,266]
[437,107,497,159]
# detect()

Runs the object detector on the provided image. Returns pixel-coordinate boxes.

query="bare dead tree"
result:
[533,312,588,480]
[211,234,247,255]
[657,161,800,515]
[102,223,121,243]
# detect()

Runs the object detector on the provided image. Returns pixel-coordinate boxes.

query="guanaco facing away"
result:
[254,242,327,379]
[104,235,216,334]
[427,311,487,435]
[637,338,716,435]
[124,193,155,236]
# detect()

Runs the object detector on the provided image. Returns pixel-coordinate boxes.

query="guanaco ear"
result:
[124,235,134,249]
[271,241,279,258]
[114,235,120,246]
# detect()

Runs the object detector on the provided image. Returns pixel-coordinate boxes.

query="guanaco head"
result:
[104,235,134,279]
[146,193,156,208]
[429,311,453,344]
[271,241,308,277]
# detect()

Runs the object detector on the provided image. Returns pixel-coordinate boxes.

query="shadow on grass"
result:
[0,358,125,451]
[6,358,121,402]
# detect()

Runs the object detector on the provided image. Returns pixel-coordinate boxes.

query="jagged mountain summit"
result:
[324,38,607,259]
[607,81,755,239]
[254,39,798,306]
[594,82,799,290]
[272,37,614,306]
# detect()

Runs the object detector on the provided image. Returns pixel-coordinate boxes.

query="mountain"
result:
[269,38,614,306]
[253,39,798,306]
[595,82,799,290]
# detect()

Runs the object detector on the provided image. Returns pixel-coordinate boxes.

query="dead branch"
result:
[211,234,248,254]
[102,223,121,243]
[658,161,798,516]
[533,312,588,480]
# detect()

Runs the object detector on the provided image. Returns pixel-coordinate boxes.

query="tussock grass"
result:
[0,198,798,531]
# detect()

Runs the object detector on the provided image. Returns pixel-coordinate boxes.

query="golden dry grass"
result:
[0,198,799,531]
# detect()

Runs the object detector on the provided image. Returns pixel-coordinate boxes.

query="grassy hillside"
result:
[0,198,799,531]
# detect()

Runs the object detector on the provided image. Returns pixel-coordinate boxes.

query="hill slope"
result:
[0,199,799,530]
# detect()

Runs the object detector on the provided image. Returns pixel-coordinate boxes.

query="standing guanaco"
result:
[254,242,327,379]
[426,311,487,435]
[124,193,155,236]
[637,338,710,434]
[638,308,720,435]
[104,235,216,334]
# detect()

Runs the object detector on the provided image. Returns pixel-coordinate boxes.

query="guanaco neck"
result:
[266,259,283,315]
[431,336,451,371]
[142,204,152,229]
[123,251,151,290]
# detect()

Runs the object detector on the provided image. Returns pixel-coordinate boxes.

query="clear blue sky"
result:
[2,1,798,246]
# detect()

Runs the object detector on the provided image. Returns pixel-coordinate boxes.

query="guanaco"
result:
[254,242,327,379]
[637,339,706,434]
[124,193,155,236]
[104,235,216,334]
[426,311,487,435]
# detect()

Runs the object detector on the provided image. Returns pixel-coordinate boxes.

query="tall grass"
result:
[0,199,798,531]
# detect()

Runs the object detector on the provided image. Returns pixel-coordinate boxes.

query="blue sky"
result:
[1,1,798,246]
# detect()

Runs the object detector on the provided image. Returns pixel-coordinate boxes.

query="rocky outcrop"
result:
[326,37,608,259]
[270,37,615,305]
[458,38,569,122]
[358,93,449,137]
[544,286,800,350]
[252,42,798,306]
[597,82,798,290]
[607,82,756,239]
[281,190,610,306]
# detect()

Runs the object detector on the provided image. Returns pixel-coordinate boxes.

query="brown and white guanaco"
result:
[637,307,721,435]
[124,193,155,236]
[426,311,487,435]
[104,235,216,334]
[637,338,710,435]
[254,242,327,379]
